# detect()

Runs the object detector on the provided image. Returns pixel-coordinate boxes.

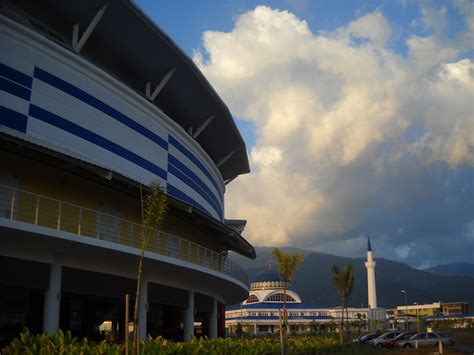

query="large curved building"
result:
[0,0,255,343]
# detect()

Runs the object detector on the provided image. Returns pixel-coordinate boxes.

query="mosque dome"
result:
[244,269,302,304]
[252,269,281,283]
[250,269,289,291]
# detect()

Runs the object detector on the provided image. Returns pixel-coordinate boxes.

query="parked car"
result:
[369,332,402,348]
[385,332,417,348]
[357,333,381,343]
[396,332,454,348]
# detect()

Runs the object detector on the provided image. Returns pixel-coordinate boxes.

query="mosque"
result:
[226,239,387,335]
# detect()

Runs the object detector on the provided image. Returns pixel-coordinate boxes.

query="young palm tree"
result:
[133,181,168,354]
[331,264,354,346]
[272,248,303,355]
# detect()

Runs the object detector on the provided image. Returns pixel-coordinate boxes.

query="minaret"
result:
[365,237,377,308]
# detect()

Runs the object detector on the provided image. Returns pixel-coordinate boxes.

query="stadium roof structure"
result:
[8,0,250,182]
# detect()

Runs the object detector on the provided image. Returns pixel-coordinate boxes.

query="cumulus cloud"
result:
[194,5,474,266]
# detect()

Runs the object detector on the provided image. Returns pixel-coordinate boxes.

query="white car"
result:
[396,332,454,348]
[369,332,402,348]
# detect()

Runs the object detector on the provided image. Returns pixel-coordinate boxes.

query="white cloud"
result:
[342,11,393,48]
[194,5,474,260]
[251,146,283,168]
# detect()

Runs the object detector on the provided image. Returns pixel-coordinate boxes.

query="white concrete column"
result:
[184,290,194,342]
[209,298,218,338]
[138,278,148,340]
[43,258,62,333]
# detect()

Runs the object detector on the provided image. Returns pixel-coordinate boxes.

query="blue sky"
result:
[135,0,473,267]
[136,0,466,58]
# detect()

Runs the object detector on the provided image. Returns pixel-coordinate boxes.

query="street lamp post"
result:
[401,290,408,331]
[414,302,420,332]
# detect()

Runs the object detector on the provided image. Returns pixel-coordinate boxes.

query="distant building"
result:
[225,269,333,335]
[424,312,474,329]
[393,302,469,317]
[225,269,385,336]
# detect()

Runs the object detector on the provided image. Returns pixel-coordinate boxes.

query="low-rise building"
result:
[394,302,469,317]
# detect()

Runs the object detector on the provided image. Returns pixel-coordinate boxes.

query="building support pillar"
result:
[138,277,148,340]
[183,290,194,342]
[209,298,218,338]
[43,257,62,333]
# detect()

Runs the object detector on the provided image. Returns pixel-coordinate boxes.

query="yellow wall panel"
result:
[37,197,59,229]
[60,203,80,234]
[80,209,97,238]
[16,191,36,224]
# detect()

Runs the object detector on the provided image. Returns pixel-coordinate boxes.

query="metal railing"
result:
[0,185,248,285]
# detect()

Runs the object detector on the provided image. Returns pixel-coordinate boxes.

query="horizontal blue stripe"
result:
[169,153,222,207]
[33,67,168,151]
[168,163,222,219]
[0,63,32,88]
[169,135,221,194]
[167,184,216,219]
[227,303,329,310]
[226,316,334,321]
[0,77,31,101]
[0,106,28,133]
[28,104,167,180]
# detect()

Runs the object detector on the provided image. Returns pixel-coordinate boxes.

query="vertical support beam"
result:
[43,256,62,333]
[125,294,129,355]
[138,277,148,340]
[218,302,226,337]
[209,298,218,339]
[183,290,194,342]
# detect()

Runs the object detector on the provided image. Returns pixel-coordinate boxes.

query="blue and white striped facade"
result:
[0,16,224,221]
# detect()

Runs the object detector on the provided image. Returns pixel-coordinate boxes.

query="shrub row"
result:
[3,329,339,354]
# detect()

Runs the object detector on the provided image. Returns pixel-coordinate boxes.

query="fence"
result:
[0,185,248,285]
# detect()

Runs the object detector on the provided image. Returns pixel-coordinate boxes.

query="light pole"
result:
[401,290,408,331]
[413,302,420,332]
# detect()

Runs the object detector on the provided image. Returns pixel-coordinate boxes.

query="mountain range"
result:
[230,246,474,309]
[423,263,474,278]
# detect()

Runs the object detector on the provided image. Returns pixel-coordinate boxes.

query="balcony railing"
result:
[0,185,248,286]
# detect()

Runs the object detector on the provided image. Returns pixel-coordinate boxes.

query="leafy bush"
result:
[3,329,339,354]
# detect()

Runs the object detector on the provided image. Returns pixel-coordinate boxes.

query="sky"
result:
[135,0,474,268]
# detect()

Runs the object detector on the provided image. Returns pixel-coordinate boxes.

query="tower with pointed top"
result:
[365,237,377,308]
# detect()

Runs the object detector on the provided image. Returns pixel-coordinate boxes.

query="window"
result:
[246,295,259,303]
[265,293,296,302]
[427,333,438,339]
